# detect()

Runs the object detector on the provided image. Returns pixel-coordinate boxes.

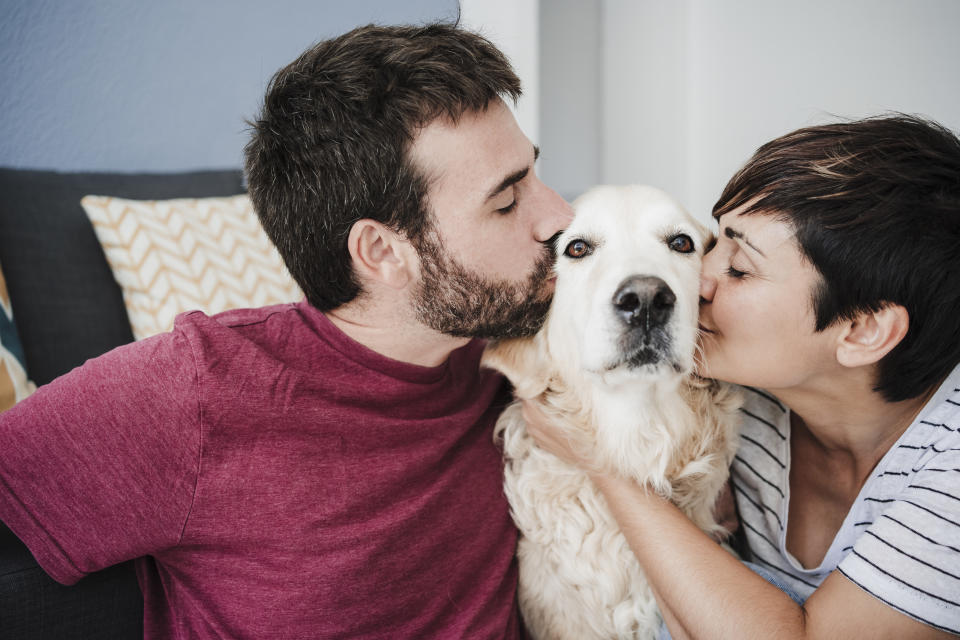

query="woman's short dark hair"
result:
[713,114,960,402]
[244,23,520,310]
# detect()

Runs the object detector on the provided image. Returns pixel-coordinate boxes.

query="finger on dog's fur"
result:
[523,397,607,475]
[519,398,546,427]
[711,480,739,541]
[521,399,579,465]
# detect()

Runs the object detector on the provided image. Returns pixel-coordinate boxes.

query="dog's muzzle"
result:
[612,276,676,368]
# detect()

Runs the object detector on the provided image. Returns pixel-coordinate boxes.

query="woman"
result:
[527,115,960,638]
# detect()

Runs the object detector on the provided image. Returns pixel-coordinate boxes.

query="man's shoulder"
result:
[171,302,313,350]
[176,301,302,332]
[168,301,330,374]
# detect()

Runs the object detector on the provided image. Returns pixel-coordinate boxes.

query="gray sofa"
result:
[0,167,245,638]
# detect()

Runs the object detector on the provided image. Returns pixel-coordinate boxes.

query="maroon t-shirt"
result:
[0,301,520,638]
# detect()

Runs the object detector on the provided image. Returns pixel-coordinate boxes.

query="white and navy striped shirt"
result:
[731,365,960,634]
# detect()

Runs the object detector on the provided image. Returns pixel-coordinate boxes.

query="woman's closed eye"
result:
[726,265,749,279]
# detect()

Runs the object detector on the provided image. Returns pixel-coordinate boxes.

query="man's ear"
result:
[835,304,909,368]
[346,219,417,289]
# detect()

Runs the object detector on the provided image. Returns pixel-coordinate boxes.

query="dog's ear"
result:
[481,335,552,399]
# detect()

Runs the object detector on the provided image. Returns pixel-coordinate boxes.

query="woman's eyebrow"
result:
[724,226,766,257]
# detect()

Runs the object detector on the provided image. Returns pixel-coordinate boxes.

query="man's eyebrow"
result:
[485,145,540,201]
[724,226,766,257]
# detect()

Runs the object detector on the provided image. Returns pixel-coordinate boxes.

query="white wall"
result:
[601,1,688,201]
[541,0,960,221]
[538,0,602,200]
[460,0,541,143]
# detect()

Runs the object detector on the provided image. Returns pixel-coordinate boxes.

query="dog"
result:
[482,185,742,639]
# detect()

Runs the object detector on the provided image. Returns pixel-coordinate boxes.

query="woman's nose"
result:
[699,275,716,303]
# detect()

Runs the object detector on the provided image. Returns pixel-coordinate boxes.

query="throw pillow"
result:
[0,262,37,411]
[81,194,302,340]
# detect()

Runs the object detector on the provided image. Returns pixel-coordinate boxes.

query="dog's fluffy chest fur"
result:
[490,373,740,639]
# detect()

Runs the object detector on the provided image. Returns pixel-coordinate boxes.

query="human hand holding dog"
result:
[522,397,740,541]
[521,398,596,471]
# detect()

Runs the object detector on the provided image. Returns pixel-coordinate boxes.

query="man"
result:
[0,24,571,638]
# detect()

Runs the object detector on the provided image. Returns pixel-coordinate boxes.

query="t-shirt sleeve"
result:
[838,448,960,635]
[0,327,201,585]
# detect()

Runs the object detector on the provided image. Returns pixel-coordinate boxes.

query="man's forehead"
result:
[409,101,533,198]
[410,99,506,153]
[408,115,466,182]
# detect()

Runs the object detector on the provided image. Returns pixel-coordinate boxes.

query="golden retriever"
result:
[483,185,742,639]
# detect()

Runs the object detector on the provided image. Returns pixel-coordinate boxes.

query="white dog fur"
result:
[483,185,742,639]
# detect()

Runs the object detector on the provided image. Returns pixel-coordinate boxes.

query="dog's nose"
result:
[612,276,676,330]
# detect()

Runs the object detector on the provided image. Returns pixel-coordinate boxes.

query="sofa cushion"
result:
[80,194,301,340]
[0,168,244,386]
[0,262,36,411]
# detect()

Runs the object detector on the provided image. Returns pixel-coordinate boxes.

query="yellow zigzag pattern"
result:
[81,194,303,340]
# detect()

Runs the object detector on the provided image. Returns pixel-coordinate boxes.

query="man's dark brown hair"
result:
[244,23,521,310]
[713,114,960,402]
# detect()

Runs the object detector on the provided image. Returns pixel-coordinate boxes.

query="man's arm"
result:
[0,328,201,584]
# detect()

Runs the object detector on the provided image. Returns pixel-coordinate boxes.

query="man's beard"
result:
[411,231,555,340]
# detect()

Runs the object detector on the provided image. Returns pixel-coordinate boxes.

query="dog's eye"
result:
[668,234,695,254]
[564,239,592,259]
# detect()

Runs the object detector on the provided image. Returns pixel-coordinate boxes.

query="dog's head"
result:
[484,185,709,397]
[548,185,708,384]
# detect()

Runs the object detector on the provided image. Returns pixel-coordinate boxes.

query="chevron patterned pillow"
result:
[81,194,303,340]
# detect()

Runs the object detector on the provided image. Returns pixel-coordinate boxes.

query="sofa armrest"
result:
[0,524,143,639]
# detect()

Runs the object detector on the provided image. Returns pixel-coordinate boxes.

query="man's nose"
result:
[530,181,574,242]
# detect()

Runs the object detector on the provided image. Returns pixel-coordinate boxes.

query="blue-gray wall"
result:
[0,0,458,172]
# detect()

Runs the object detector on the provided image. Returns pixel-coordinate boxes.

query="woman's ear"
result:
[836,304,909,368]
[346,219,417,290]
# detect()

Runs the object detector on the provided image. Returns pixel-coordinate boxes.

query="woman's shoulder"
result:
[916,367,960,436]
[897,367,960,462]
